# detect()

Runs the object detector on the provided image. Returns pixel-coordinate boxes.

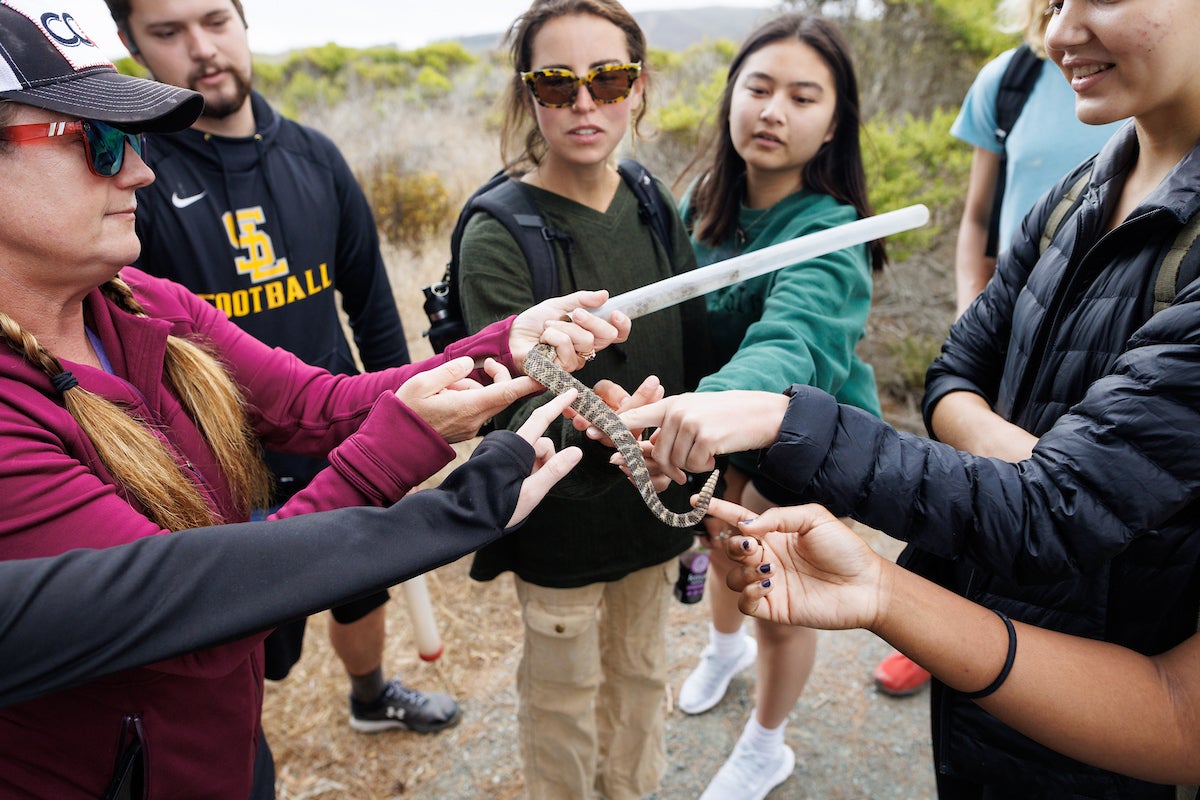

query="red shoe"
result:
[873,651,931,696]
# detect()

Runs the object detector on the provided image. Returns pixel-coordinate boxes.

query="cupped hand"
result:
[509,289,631,374]
[708,498,885,632]
[618,391,789,485]
[395,356,540,443]
[506,389,584,527]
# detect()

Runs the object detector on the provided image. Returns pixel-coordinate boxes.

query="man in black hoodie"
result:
[102,0,460,743]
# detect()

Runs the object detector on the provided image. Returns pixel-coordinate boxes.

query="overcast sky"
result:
[73,0,779,59]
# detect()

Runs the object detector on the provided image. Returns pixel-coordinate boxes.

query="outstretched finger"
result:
[481,356,513,383]
[507,443,583,528]
[516,388,578,445]
[396,356,477,400]
[616,375,664,416]
[619,398,667,432]
[704,497,756,531]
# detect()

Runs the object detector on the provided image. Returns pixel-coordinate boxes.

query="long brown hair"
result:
[500,0,651,171]
[0,276,272,531]
[686,13,886,271]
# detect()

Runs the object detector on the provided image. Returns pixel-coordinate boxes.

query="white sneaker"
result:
[677,634,757,714]
[699,732,795,800]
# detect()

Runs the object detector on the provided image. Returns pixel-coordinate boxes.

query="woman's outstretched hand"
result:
[711,497,885,632]
[506,388,584,527]
[395,356,541,444]
[616,391,790,485]
[509,289,631,373]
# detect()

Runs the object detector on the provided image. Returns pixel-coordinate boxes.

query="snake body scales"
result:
[523,342,718,528]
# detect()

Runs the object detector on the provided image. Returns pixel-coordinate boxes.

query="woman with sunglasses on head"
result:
[0,2,630,797]
[623,0,1200,797]
[456,1,709,797]
[661,14,886,799]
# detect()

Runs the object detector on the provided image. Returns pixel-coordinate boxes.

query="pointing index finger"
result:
[618,399,665,431]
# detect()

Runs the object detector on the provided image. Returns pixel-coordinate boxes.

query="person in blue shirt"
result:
[948,0,1124,316]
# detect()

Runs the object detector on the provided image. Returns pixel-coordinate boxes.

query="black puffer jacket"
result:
[761,124,1200,798]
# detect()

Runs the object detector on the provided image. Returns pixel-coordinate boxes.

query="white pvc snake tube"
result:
[593,204,930,321]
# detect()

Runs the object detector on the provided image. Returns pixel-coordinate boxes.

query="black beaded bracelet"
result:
[962,608,1017,700]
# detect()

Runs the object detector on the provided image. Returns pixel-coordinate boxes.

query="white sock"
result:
[739,712,785,752]
[709,623,747,659]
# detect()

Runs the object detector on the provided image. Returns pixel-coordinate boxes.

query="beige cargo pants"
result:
[514,557,678,799]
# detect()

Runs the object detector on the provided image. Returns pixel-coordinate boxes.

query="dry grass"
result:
[262,550,530,799]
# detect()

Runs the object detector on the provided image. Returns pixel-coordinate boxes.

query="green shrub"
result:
[926,0,1019,57]
[863,107,971,259]
[297,42,355,77]
[352,61,411,89]
[654,68,724,148]
[252,59,286,95]
[649,38,736,160]
[408,42,476,74]
[252,42,479,115]
[882,332,944,397]
[359,161,455,248]
[273,69,345,117]
[415,65,452,97]
[112,56,146,78]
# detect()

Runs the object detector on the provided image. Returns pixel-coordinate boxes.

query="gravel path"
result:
[266,518,935,799]
[407,527,935,800]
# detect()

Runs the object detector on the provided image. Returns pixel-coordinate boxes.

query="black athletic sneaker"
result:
[348,680,460,734]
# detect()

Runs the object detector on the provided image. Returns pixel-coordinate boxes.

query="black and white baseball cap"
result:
[0,0,202,132]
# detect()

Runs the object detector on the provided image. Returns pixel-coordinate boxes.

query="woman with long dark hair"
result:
[671,14,885,800]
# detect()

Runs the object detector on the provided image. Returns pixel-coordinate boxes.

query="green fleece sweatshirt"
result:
[684,188,880,479]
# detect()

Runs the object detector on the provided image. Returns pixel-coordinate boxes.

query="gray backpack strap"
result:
[1039,169,1093,256]
[1153,213,1200,314]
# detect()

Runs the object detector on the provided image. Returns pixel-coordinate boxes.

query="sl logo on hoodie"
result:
[202,206,332,319]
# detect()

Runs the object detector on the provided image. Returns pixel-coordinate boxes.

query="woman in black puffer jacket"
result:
[620,1,1200,797]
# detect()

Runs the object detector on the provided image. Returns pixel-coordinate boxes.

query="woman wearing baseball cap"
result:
[0,1,630,796]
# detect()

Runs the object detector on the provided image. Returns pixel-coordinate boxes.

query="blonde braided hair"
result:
[0,276,273,531]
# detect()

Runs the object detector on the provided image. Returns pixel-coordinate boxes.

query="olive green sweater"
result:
[460,177,707,588]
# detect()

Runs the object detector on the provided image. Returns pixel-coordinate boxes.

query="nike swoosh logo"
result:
[171,190,207,209]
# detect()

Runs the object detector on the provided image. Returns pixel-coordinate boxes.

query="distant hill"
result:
[453,5,775,52]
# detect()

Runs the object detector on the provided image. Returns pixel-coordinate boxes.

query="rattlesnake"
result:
[523,342,718,528]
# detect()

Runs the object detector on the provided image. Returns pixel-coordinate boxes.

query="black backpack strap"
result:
[471,178,563,302]
[426,172,567,354]
[447,170,510,287]
[986,43,1043,257]
[618,158,674,263]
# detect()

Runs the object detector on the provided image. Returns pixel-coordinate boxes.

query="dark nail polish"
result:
[758,563,772,574]
[761,579,772,588]
[740,539,751,551]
